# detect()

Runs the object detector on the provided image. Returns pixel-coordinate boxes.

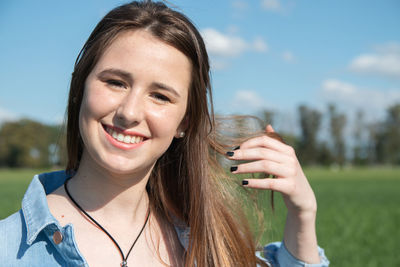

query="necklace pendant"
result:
[121,260,127,267]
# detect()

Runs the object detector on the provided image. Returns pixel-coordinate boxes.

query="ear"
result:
[175,116,188,138]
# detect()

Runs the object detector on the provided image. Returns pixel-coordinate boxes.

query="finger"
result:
[266,124,275,133]
[227,147,291,164]
[231,160,292,178]
[242,178,294,195]
[239,135,295,156]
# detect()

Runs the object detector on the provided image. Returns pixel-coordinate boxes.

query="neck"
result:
[66,152,153,224]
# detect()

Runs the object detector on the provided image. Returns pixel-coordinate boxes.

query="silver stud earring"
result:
[179,131,185,138]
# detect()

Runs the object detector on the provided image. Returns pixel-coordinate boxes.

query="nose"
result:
[114,89,145,127]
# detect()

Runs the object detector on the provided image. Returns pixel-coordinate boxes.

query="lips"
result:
[102,124,148,147]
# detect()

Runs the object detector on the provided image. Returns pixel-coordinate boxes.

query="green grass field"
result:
[1,167,399,266]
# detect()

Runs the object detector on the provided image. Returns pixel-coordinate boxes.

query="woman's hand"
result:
[227,125,316,216]
[227,125,320,263]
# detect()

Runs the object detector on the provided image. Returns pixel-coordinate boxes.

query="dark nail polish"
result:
[233,146,240,150]
[230,166,238,172]
[226,151,234,157]
[242,180,248,185]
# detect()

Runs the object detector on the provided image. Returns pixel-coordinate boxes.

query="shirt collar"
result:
[22,170,70,245]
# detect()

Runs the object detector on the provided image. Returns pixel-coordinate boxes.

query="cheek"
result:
[78,89,116,144]
[78,94,93,146]
[81,88,120,120]
[147,107,186,135]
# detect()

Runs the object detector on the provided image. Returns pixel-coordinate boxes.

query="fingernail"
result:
[230,166,238,172]
[226,151,234,157]
[242,180,248,185]
[233,146,240,150]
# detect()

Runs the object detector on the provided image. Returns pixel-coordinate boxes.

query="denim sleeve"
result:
[262,242,330,267]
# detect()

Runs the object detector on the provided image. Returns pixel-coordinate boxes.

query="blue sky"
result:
[1,0,399,133]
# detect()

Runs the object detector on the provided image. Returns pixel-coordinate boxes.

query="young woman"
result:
[0,1,329,266]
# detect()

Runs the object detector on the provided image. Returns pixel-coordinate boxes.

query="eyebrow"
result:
[97,68,181,98]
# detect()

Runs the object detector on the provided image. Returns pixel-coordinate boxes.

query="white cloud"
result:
[322,79,357,95]
[201,28,246,57]
[210,59,229,71]
[282,51,295,62]
[349,42,400,79]
[261,0,281,11]
[0,107,18,124]
[321,79,400,118]
[231,90,267,112]
[201,28,268,58]
[349,54,400,78]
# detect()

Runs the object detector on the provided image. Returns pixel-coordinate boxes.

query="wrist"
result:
[287,208,317,224]
[283,209,320,264]
[285,192,317,219]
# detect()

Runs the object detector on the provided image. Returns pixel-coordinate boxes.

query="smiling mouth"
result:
[103,124,146,144]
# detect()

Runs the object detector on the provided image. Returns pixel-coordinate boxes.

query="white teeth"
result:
[107,127,144,144]
[123,135,131,144]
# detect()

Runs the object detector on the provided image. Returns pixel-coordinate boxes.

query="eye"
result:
[151,92,171,103]
[106,79,126,89]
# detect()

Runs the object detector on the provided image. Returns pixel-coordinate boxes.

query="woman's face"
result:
[78,30,191,176]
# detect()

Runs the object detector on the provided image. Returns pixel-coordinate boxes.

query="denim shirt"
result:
[0,171,329,267]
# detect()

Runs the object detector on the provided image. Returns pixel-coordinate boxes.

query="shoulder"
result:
[0,209,25,239]
[0,210,68,266]
[0,210,28,265]
[0,171,70,266]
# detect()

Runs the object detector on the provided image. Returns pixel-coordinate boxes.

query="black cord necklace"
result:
[64,178,150,267]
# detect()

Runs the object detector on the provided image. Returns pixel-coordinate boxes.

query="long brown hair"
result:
[66,1,268,266]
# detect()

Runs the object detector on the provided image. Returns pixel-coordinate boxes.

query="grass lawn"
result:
[1,167,399,266]
[0,168,50,218]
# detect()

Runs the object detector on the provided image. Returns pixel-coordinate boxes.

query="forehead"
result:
[93,30,192,89]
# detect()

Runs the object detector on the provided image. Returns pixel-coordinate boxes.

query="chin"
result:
[97,156,154,177]
[101,160,138,174]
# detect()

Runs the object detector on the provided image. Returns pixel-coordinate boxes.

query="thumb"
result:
[266,124,275,133]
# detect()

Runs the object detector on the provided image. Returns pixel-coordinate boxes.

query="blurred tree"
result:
[297,105,322,165]
[56,125,68,167]
[365,103,400,165]
[328,104,347,166]
[279,133,297,148]
[261,109,274,126]
[0,119,63,168]
[366,121,382,164]
[316,141,334,166]
[352,110,367,165]
[383,103,400,164]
